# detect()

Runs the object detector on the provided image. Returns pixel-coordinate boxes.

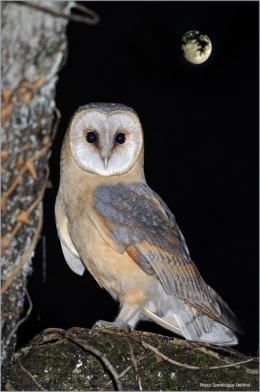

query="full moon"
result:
[181,30,212,64]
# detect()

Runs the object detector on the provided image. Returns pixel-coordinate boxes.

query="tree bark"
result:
[1,1,71,388]
[6,328,259,391]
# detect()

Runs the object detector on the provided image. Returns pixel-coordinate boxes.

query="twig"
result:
[1,107,58,254]
[189,341,259,370]
[1,144,50,214]
[42,328,123,391]
[50,107,61,142]
[18,1,100,25]
[4,288,33,347]
[18,360,47,391]
[1,203,43,294]
[14,331,64,361]
[141,340,253,370]
[127,339,143,391]
[189,340,257,360]
[1,163,49,256]
[100,350,153,391]
[98,329,258,370]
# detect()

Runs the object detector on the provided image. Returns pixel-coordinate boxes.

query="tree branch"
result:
[17,1,100,25]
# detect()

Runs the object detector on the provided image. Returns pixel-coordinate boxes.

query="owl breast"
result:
[67,211,156,303]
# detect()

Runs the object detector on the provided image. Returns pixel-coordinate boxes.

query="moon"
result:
[181,30,212,64]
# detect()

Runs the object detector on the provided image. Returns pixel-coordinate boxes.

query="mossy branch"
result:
[8,327,259,391]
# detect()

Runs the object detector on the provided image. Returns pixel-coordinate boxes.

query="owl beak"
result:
[103,157,109,168]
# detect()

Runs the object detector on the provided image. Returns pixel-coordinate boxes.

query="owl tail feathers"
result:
[143,305,239,347]
[207,285,244,335]
[143,308,183,336]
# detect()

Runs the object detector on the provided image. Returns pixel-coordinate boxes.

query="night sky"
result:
[17,1,259,357]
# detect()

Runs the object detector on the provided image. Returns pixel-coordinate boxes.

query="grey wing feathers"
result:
[94,182,212,303]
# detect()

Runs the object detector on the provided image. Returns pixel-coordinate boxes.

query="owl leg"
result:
[92,291,147,333]
[92,319,132,333]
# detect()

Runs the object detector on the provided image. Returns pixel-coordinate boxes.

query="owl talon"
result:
[92,319,132,333]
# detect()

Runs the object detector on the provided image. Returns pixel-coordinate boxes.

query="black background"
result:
[17,1,259,356]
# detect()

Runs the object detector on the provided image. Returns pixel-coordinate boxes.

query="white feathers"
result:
[60,240,85,276]
[69,109,143,176]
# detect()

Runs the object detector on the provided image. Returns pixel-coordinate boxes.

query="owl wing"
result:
[92,183,242,334]
[92,183,212,303]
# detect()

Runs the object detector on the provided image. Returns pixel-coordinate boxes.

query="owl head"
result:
[65,103,144,177]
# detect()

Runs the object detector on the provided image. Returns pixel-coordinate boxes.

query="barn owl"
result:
[55,102,243,346]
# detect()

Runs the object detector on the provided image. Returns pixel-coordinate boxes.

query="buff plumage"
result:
[55,103,243,345]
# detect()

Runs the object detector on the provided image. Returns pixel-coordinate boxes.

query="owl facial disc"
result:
[69,104,143,176]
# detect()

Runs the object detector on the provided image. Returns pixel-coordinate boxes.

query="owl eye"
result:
[86,132,97,143]
[116,133,126,144]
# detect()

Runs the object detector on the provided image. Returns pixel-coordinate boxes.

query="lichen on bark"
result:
[7,328,259,391]
[1,1,72,388]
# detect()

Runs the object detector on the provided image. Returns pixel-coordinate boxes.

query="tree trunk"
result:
[1,1,71,388]
[6,328,259,391]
